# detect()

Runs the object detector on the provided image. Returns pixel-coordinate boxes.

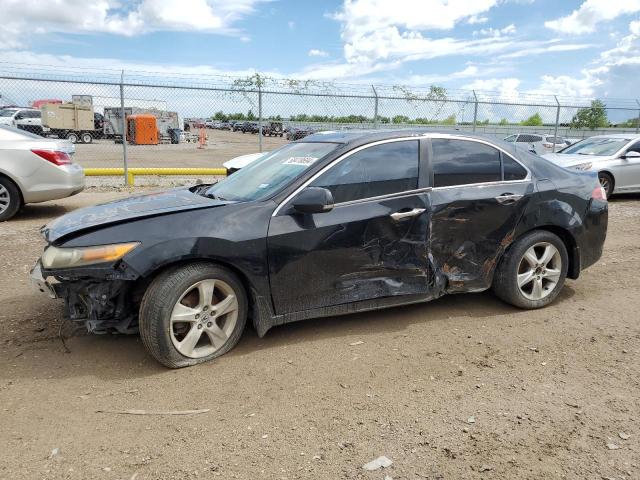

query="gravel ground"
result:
[0,190,639,480]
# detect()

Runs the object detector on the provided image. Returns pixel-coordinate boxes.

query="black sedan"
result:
[31,130,608,368]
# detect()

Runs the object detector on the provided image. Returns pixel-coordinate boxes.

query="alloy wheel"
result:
[169,279,239,358]
[517,242,562,301]
[599,176,611,197]
[0,184,9,215]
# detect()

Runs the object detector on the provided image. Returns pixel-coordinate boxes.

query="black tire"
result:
[598,172,614,198]
[492,230,568,309]
[66,132,79,144]
[81,132,93,144]
[139,262,248,368]
[0,176,22,221]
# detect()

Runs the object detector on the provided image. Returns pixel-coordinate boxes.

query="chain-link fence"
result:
[1,64,640,180]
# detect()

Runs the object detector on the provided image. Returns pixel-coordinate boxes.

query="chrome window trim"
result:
[273,133,532,216]
[272,137,422,216]
[333,187,433,208]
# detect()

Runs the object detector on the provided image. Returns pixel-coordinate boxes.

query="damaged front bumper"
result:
[30,260,139,335]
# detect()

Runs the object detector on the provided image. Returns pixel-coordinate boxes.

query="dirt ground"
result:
[74,129,289,168]
[1,189,639,480]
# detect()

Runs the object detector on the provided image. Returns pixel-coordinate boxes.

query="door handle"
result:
[495,193,523,204]
[390,208,426,221]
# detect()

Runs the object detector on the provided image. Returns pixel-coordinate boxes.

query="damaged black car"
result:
[31,130,608,368]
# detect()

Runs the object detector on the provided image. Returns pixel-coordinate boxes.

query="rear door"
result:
[615,140,640,191]
[267,139,432,315]
[428,137,534,292]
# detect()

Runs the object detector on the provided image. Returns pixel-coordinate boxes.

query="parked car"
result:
[286,126,314,141]
[230,121,243,132]
[223,151,268,174]
[241,122,259,134]
[0,125,84,221]
[0,107,43,135]
[219,121,231,130]
[262,121,284,137]
[30,130,607,368]
[543,133,640,197]
[503,133,568,154]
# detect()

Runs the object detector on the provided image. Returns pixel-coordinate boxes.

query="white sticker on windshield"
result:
[283,156,318,166]
[258,183,270,189]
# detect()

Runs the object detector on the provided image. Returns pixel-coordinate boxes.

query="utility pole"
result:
[472,90,478,133]
[372,85,379,129]
[553,96,561,153]
[119,70,129,185]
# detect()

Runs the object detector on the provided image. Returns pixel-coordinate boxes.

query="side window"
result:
[431,139,502,187]
[504,135,516,142]
[503,155,528,180]
[627,141,640,154]
[310,140,419,203]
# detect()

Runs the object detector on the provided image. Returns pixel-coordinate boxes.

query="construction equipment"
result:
[104,107,179,142]
[127,114,158,145]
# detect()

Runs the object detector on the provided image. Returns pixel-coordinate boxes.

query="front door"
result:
[614,140,640,192]
[427,137,534,292]
[267,139,432,315]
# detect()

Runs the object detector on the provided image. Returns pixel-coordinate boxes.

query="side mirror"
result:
[622,151,640,159]
[292,187,334,214]
[14,114,23,120]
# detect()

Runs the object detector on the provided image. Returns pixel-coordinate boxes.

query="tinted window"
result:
[504,135,516,142]
[517,134,542,143]
[310,140,419,203]
[503,155,528,180]
[432,139,501,187]
[627,141,640,154]
[545,136,563,144]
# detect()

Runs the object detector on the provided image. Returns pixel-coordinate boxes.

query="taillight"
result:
[592,185,607,201]
[31,149,72,166]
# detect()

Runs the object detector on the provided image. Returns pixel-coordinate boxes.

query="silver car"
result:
[542,133,640,197]
[504,133,569,154]
[0,125,85,221]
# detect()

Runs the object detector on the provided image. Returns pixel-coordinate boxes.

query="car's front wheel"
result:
[139,262,248,368]
[598,172,614,198]
[492,230,568,309]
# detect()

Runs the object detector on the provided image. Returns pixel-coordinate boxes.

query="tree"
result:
[499,118,509,125]
[570,100,609,130]
[442,114,456,125]
[521,113,543,126]
[392,115,410,124]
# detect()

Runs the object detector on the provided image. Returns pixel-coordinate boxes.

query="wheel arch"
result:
[135,256,260,321]
[598,170,615,193]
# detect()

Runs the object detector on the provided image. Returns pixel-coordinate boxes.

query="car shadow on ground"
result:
[609,192,640,201]
[16,203,72,221]
[4,285,576,382]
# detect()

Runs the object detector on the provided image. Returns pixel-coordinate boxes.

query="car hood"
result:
[542,152,609,167]
[42,187,228,243]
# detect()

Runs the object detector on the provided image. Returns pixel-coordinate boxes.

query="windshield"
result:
[561,137,630,156]
[0,109,17,117]
[205,142,339,202]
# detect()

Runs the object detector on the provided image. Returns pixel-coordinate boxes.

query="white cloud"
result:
[467,15,489,25]
[498,41,594,59]
[463,77,521,96]
[0,0,266,49]
[545,0,640,34]
[288,21,295,29]
[308,49,329,57]
[474,24,516,37]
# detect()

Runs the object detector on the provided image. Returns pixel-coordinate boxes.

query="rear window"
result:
[517,134,542,143]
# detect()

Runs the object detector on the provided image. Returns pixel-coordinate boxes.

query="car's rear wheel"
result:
[0,177,22,221]
[598,172,614,198]
[492,230,568,309]
[139,262,248,368]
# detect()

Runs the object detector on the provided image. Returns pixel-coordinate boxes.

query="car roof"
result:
[585,133,640,139]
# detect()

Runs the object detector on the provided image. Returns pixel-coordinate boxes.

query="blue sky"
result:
[0,0,639,101]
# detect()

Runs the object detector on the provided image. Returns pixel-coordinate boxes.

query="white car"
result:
[0,107,43,135]
[0,125,85,220]
[542,133,640,197]
[504,133,569,154]
[223,152,268,174]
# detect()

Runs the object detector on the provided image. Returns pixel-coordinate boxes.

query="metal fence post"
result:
[472,90,478,133]
[636,100,640,134]
[372,85,379,129]
[119,70,129,185]
[257,74,263,153]
[553,95,561,153]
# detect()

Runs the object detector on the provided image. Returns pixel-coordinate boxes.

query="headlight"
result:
[570,162,593,171]
[41,242,140,269]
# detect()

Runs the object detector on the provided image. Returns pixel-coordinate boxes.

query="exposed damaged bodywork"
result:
[32,129,608,346]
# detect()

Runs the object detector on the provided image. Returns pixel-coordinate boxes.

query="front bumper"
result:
[30,261,57,298]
